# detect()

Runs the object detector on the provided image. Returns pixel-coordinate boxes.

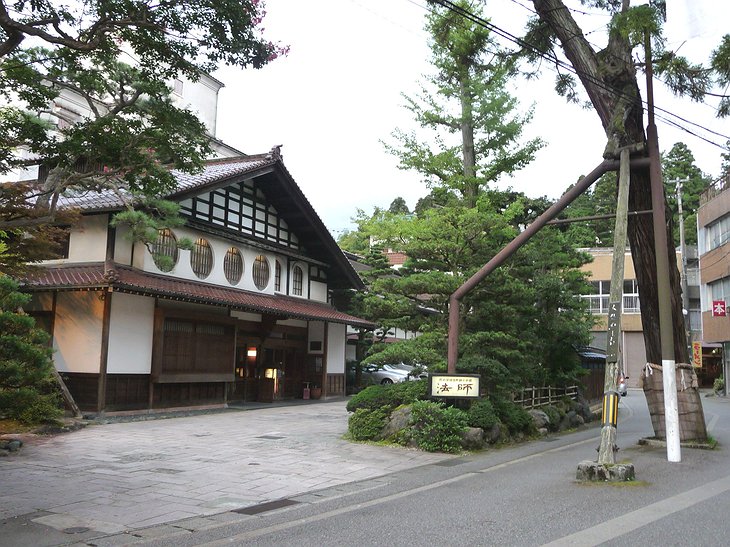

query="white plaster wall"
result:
[170,74,221,137]
[114,224,134,266]
[43,214,109,266]
[69,215,108,262]
[142,226,284,295]
[327,323,346,374]
[310,281,327,303]
[53,291,103,373]
[107,293,154,374]
[308,321,324,354]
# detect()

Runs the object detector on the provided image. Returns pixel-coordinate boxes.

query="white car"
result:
[361,363,427,385]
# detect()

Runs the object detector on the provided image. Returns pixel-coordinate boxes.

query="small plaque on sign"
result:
[429,374,480,399]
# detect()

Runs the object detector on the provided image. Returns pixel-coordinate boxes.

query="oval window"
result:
[190,238,213,279]
[151,228,178,272]
[224,247,244,284]
[252,255,270,290]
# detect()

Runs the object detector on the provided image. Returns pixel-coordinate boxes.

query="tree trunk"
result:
[533,0,705,440]
[460,79,478,206]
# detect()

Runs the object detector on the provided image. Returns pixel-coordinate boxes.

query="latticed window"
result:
[252,255,270,290]
[224,247,243,284]
[274,260,281,291]
[190,238,213,279]
[292,265,303,296]
[151,228,178,272]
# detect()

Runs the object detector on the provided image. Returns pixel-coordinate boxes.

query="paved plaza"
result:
[0,400,451,539]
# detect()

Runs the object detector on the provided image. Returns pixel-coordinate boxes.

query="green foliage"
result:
[714,376,725,393]
[661,142,712,246]
[341,2,593,394]
[491,396,535,436]
[348,408,389,441]
[0,1,286,261]
[467,399,500,432]
[345,380,428,413]
[0,277,62,424]
[408,400,467,453]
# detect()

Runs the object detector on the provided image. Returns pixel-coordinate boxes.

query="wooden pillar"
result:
[321,321,329,397]
[97,289,113,414]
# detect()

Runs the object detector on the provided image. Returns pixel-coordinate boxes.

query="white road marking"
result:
[542,473,730,546]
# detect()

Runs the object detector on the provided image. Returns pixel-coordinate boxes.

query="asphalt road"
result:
[4,392,730,546]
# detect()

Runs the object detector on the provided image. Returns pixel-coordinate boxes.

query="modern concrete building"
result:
[697,175,730,389]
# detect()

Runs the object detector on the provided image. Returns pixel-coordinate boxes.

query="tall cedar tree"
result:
[525,0,730,440]
[344,1,593,390]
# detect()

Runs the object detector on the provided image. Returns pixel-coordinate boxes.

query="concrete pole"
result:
[646,32,681,462]
[676,178,691,345]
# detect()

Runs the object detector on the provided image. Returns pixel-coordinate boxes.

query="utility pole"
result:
[675,178,691,349]
[646,31,681,462]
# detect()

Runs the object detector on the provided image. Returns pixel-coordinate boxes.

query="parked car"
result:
[362,364,413,385]
[388,363,429,380]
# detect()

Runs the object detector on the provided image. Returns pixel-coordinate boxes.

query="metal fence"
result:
[513,385,579,409]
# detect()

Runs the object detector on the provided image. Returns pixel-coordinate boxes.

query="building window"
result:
[224,247,243,285]
[292,265,303,296]
[622,279,640,313]
[190,238,213,279]
[274,260,281,292]
[709,276,730,307]
[252,255,270,290]
[581,279,641,314]
[707,214,730,252]
[173,78,184,96]
[151,228,178,272]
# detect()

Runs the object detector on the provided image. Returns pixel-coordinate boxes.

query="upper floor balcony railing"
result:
[581,294,640,315]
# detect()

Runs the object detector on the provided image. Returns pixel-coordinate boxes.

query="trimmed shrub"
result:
[409,400,467,453]
[346,380,427,413]
[348,408,389,441]
[492,397,535,436]
[714,376,724,393]
[467,399,499,431]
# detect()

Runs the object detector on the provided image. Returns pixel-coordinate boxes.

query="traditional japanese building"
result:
[21,149,374,413]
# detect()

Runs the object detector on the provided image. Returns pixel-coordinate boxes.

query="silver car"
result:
[361,364,411,385]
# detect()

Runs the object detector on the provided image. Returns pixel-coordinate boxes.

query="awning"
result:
[23,263,376,329]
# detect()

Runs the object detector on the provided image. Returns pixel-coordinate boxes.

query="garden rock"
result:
[379,406,412,440]
[528,410,550,430]
[487,423,502,444]
[570,413,585,427]
[461,427,485,450]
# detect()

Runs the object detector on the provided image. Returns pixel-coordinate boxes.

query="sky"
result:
[214,0,730,238]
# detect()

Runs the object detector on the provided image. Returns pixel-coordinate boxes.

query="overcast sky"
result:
[214,0,730,237]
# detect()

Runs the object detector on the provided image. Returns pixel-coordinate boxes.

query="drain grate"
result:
[256,435,285,440]
[232,499,300,515]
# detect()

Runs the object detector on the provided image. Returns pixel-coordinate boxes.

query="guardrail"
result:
[513,385,579,409]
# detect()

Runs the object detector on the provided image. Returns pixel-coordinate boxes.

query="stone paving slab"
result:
[0,400,451,536]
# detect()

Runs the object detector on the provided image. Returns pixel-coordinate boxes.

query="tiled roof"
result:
[24,263,376,329]
[58,156,276,212]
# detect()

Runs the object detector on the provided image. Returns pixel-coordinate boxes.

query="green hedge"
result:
[492,396,535,435]
[346,380,427,413]
[467,399,500,432]
[348,408,389,441]
[409,400,467,453]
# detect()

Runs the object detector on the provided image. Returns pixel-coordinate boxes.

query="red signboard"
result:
[713,300,727,317]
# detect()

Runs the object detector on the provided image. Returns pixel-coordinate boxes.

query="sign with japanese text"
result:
[692,341,703,368]
[712,300,727,317]
[428,374,480,399]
